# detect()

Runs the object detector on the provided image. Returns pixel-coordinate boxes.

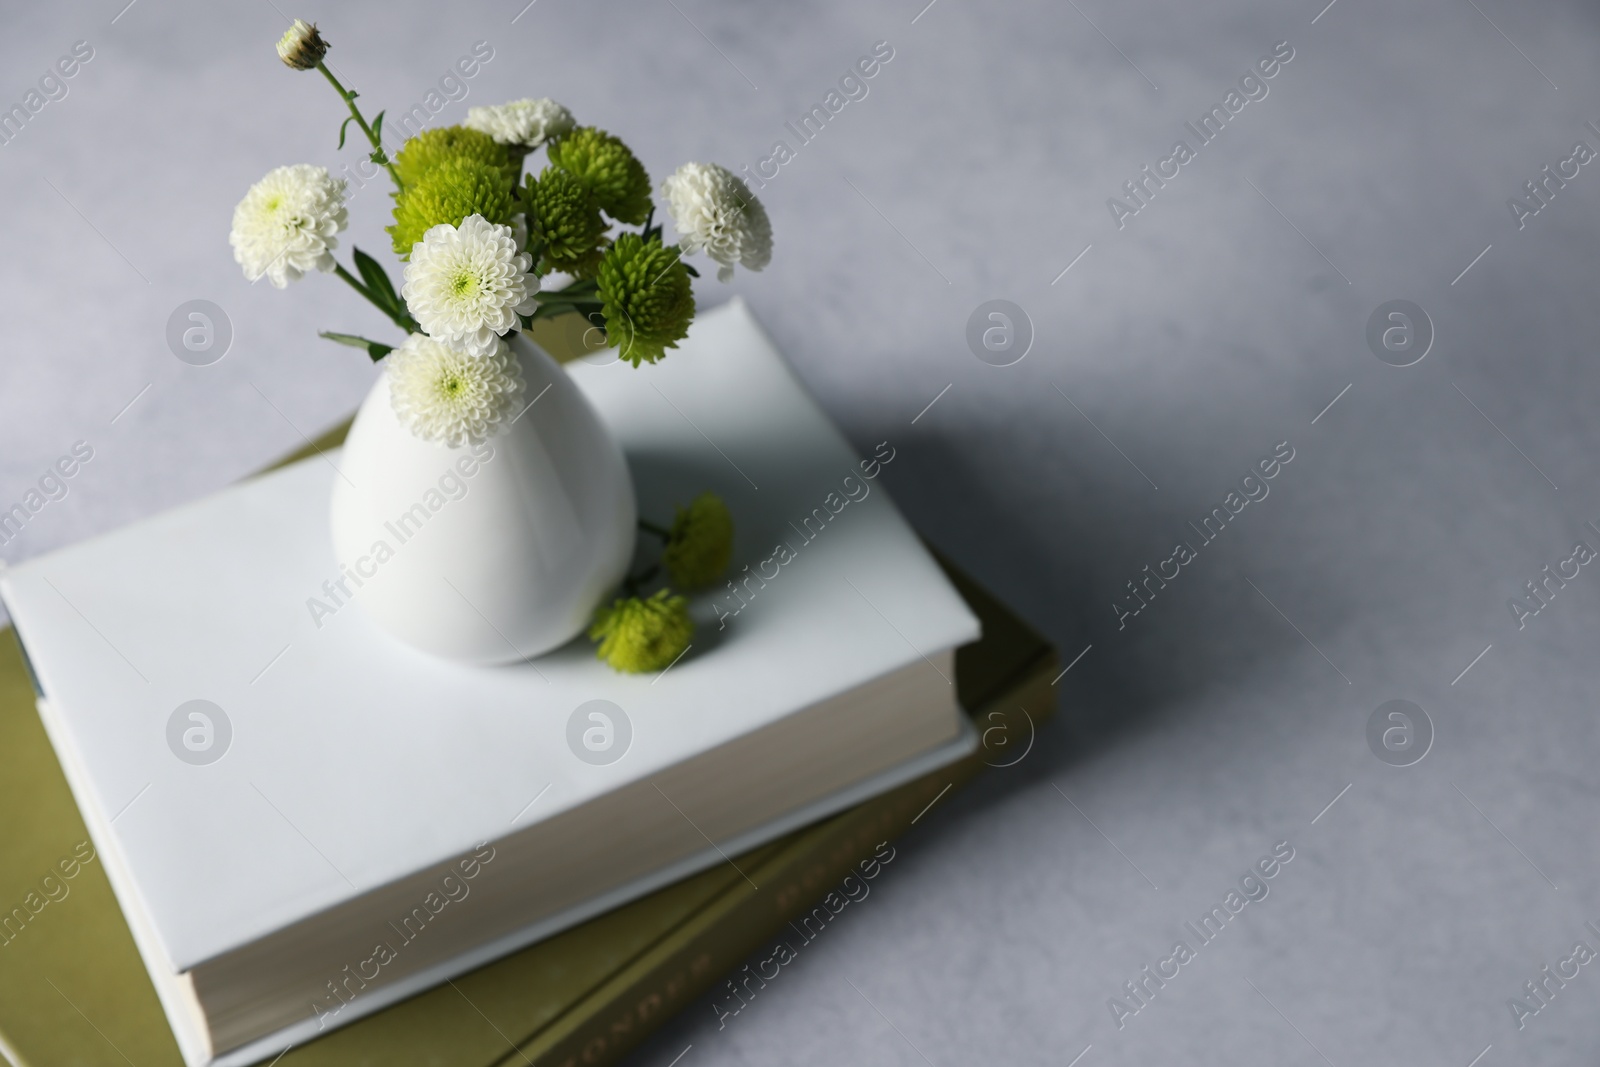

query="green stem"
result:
[531,279,601,317]
[528,299,603,324]
[639,519,672,541]
[622,563,660,597]
[317,61,403,190]
[536,300,604,314]
[333,263,417,333]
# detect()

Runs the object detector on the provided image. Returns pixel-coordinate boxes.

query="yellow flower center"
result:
[449,269,480,298]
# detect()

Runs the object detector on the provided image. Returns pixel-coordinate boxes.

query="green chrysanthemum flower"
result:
[662,493,733,590]
[524,166,607,277]
[546,126,652,224]
[589,589,693,673]
[595,233,694,366]
[387,156,514,258]
[392,125,515,189]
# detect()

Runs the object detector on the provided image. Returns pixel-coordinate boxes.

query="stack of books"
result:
[0,302,1056,1066]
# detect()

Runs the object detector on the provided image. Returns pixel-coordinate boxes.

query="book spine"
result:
[500,659,1058,1067]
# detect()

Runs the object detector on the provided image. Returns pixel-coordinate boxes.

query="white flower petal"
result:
[229,164,348,288]
[659,162,772,280]
[464,98,575,148]
[400,215,540,357]
[387,334,525,446]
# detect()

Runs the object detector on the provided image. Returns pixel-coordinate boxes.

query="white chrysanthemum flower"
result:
[387,333,525,446]
[464,98,575,148]
[659,162,772,282]
[401,215,539,357]
[229,164,348,288]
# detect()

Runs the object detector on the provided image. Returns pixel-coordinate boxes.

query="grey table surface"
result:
[4,0,1600,1064]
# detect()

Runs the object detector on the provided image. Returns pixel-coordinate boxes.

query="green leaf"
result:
[528,300,603,324]
[319,331,372,348]
[371,110,385,143]
[352,247,402,316]
[532,298,602,315]
[319,330,395,362]
[682,263,700,278]
[525,303,564,324]
[548,278,600,298]
[337,115,356,150]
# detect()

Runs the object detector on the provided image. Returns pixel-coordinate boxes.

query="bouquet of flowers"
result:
[232,20,772,671]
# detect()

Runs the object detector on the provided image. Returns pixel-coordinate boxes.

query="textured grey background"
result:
[4,0,1600,1064]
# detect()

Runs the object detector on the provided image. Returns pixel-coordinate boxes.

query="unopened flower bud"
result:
[277,19,328,71]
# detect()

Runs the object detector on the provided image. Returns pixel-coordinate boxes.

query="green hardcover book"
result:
[486,583,1057,1067]
[0,320,1058,1067]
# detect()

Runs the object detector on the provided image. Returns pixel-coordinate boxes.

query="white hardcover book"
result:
[0,299,980,1066]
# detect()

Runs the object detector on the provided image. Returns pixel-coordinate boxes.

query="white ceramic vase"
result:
[329,332,636,665]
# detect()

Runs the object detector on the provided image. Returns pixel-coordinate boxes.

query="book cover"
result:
[0,556,1054,1067]
[0,300,986,1064]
